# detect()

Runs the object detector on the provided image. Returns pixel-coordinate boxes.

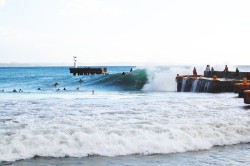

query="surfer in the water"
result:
[78,79,84,83]
[52,82,59,87]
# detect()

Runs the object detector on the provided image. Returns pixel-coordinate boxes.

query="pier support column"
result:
[244,90,250,104]
[176,74,183,92]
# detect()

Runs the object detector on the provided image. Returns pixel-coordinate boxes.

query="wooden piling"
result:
[244,90,250,104]
[234,83,250,97]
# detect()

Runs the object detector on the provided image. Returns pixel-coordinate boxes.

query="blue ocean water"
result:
[0,66,143,92]
[0,66,250,165]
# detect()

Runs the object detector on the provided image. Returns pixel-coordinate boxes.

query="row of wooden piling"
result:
[234,78,250,104]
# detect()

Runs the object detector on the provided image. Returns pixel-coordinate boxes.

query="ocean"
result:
[0,66,250,165]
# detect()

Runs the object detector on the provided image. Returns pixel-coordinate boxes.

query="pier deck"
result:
[69,67,108,76]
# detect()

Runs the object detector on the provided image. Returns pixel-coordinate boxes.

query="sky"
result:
[0,0,250,65]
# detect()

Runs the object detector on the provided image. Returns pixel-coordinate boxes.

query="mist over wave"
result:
[142,66,192,91]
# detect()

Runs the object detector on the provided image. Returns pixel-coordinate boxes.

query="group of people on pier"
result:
[204,65,215,77]
[193,65,241,79]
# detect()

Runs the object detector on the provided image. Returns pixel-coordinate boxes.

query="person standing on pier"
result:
[211,67,214,77]
[205,65,210,77]
[236,68,240,79]
[193,67,197,77]
[224,65,229,78]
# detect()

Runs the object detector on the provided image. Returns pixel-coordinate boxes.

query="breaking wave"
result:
[86,69,148,90]
[86,66,192,91]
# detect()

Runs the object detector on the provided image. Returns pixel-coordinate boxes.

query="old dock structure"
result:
[69,67,108,76]
[69,56,108,76]
[176,71,250,93]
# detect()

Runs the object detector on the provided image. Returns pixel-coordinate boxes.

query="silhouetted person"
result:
[236,68,240,79]
[63,87,67,91]
[130,68,133,72]
[19,89,23,92]
[122,72,126,75]
[211,67,214,76]
[224,65,229,78]
[79,79,84,83]
[224,65,228,72]
[205,65,210,77]
[193,67,197,77]
[37,88,41,90]
[53,82,59,87]
[76,87,80,91]
[13,89,17,92]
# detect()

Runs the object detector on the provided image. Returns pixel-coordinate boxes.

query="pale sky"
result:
[0,0,250,65]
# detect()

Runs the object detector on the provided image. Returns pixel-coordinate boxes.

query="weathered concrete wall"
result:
[204,71,250,79]
[176,76,242,93]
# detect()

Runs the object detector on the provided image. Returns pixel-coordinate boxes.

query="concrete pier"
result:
[176,75,242,93]
[176,70,250,104]
[244,90,250,104]
[69,67,108,76]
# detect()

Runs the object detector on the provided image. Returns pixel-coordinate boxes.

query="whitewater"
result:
[0,66,250,165]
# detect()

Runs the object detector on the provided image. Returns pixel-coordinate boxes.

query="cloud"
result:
[0,0,5,8]
[0,27,26,45]
[60,0,101,16]
[60,0,122,16]
[103,4,122,16]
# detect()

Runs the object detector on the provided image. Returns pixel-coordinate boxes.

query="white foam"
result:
[142,66,192,91]
[0,92,250,162]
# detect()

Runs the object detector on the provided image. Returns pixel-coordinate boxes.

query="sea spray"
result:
[143,66,192,91]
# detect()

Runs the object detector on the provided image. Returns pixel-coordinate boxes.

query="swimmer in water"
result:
[52,82,59,87]
[79,79,84,83]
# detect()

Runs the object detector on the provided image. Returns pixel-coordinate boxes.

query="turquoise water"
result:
[0,66,250,165]
[0,66,143,92]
